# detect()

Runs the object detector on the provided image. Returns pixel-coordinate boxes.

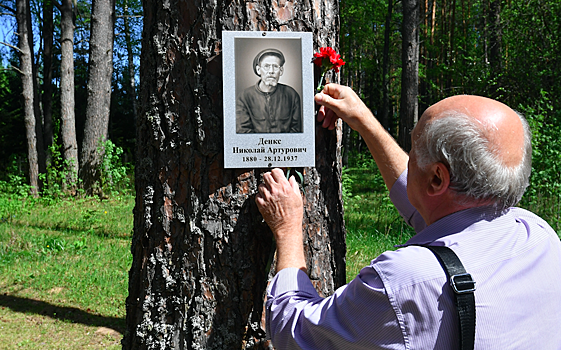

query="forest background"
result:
[0,0,559,214]
[0,0,560,347]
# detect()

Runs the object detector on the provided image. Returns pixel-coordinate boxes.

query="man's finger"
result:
[270,168,287,183]
[289,176,301,196]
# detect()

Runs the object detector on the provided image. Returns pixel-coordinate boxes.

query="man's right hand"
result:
[315,83,409,192]
[314,83,372,132]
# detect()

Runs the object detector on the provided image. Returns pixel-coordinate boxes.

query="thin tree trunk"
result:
[16,0,39,196]
[27,3,46,177]
[399,0,420,152]
[123,0,346,349]
[123,0,138,122]
[43,0,54,164]
[488,0,502,96]
[380,0,393,131]
[60,0,78,192]
[80,0,115,195]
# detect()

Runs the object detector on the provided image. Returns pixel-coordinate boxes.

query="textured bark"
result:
[43,0,54,164]
[380,0,393,131]
[123,0,138,123]
[60,0,78,191]
[80,0,116,194]
[28,2,45,177]
[399,0,420,152]
[16,0,39,196]
[124,0,345,349]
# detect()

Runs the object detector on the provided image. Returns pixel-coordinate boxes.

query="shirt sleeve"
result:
[389,169,427,233]
[290,91,302,133]
[236,91,255,133]
[266,267,406,350]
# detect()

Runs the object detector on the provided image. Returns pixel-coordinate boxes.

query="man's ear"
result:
[279,66,284,76]
[255,65,261,77]
[427,162,450,196]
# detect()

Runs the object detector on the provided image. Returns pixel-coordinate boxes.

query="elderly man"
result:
[236,48,302,134]
[256,84,561,349]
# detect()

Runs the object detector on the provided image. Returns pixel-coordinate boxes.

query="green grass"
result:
[343,167,416,282]
[0,195,133,348]
[0,164,559,347]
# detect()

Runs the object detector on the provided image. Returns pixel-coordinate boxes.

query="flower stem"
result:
[316,72,325,92]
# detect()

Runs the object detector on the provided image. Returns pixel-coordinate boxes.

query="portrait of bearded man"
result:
[236,48,303,134]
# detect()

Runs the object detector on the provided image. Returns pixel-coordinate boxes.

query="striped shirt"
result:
[266,169,561,349]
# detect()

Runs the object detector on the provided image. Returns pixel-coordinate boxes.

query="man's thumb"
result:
[316,92,340,111]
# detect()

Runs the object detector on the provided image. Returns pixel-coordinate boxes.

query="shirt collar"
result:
[397,205,505,247]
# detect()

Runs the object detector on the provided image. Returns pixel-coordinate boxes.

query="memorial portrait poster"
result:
[222,31,315,169]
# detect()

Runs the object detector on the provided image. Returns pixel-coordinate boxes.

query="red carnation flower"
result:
[312,47,346,92]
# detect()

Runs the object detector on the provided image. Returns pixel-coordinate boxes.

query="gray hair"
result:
[414,111,532,211]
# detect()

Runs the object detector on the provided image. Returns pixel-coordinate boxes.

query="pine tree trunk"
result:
[16,0,39,196]
[488,0,502,97]
[124,1,346,349]
[80,0,115,195]
[399,0,420,152]
[60,0,78,192]
[28,3,45,177]
[381,0,393,131]
[123,0,138,123]
[43,0,54,164]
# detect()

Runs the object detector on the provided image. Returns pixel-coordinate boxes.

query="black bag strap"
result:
[422,245,476,350]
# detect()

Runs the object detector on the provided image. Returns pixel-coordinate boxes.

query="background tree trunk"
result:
[123,0,138,123]
[43,0,54,164]
[399,0,420,152]
[124,1,346,349]
[60,0,78,191]
[80,0,116,195]
[16,0,39,196]
[380,0,393,132]
[488,0,502,97]
[28,1,45,177]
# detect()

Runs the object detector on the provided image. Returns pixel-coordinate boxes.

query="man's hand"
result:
[315,83,409,192]
[256,168,306,272]
[314,83,371,131]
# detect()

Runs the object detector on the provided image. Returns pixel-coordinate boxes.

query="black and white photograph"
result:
[222,31,315,169]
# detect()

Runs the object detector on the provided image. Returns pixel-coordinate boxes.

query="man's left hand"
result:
[256,168,306,272]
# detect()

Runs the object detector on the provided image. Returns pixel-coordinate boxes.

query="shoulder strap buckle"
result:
[450,273,476,294]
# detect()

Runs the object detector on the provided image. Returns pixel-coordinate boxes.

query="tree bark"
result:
[399,0,420,152]
[123,0,138,123]
[43,0,54,164]
[16,0,39,196]
[60,0,78,192]
[80,0,115,195]
[124,1,346,349]
[27,1,45,177]
[380,0,393,131]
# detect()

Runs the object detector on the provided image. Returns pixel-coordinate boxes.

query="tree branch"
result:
[0,41,23,53]
[0,4,15,14]
[10,64,24,75]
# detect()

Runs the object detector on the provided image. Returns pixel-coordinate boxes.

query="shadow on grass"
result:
[0,293,125,333]
[8,221,131,240]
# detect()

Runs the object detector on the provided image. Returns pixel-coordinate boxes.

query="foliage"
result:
[518,92,561,232]
[97,139,133,195]
[39,132,79,200]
